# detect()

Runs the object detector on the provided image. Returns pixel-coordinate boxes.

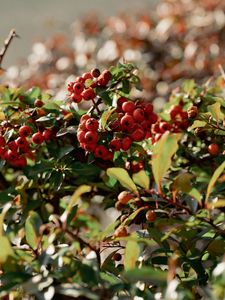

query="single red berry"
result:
[94,145,108,159]
[14,156,27,168]
[82,72,93,80]
[91,68,101,78]
[131,129,145,142]
[85,118,99,131]
[122,101,135,114]
[146,210,156,222]
[131,161,144,173]
[113,252,122,261]
[73,82,84,94]
[42,129,52,141]
[77,130,86,143]
[76,76,85,83]
[109,139,122,151]
[34,99,44,107]
[117,97,128,109]
[120,115,135,132]
[141,120,152,131]
[81,88,96,101]
[102,70,112,82]
[80,114,90,123]
[144,103,153,115]
[85,131,98,144]
[19,125,31,138]
[133,108,145,122]
[15,137,28,148]
[121,137,132,151]
[71,93,82,103]
[83,143,96,152]
[118,191,134,204]
[97,75,108,87]
[8,141,18,151]
[169,105,182,120]
[159,122,171,133]
[148,113,158,124]
[208,143,219,155]
[6,149,18,161]
[32,132,44,144]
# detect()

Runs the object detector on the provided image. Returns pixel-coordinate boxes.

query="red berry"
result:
[102,70,112,82]
[148,113,158,124]
[144,103,153,115]
[146,210,156,222]
[131,161,144,173]
[114,226,128,238]
[8,141,18,151]
[122,101,135,114]
[82,72,93,80]
[91,68,101,78]
[77,130,86,143]
[97,75,108,87]
[159,122,171,133]
[34,99,44,107]
[71,93,82,103]
[85,118,99,131]
[73,82,84,94]
[80,114,90,123]
[121,137,132,151]
[32,132,44,144]
[117,97,128,109]
[19,125,31,138]
[42,129,52,141]
[131,129,145,142]
[13,156,27,168]
[208,143,219,155]
[15,137,28,148]
[118,191,134,204]
[113,253,122,261]
[120,115,135,131]
[169,105,182,120]
[109,139,122,151]
[94,145,108,159]
[81,88,96,101]
[133,108,145,122]
[6,149,18,161]
[85,131,98,144]
[83,143,96,152]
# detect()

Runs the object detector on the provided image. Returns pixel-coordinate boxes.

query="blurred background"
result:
[0,0,156,66]
[1,0,225,108]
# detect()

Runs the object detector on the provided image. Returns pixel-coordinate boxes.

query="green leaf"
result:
[171,172,193,193]
[208,102,223,123]
[0,236,14,263]
[205,161,225,204]
[95,87,112,105]
[189,120,207,131]
[182,79,195,94]
[124,239,140,271]
[121,79,130,94]
[132,170,150,189]
[25,211,42,250]
[123,267,167,285]
[151,132,181,193]
[61,185,92,223]
[100,107,116,130]
[106,168,138,193]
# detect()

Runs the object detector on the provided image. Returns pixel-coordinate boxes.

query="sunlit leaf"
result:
[107,168,138,193]
[25,211,42,250]
[205,161,225,204]
[0,236,14,264]
[151,132,181,193]
[124,239,140,271]
[208,102,223,123]
[124,267,167,284]
[132,170,150,190]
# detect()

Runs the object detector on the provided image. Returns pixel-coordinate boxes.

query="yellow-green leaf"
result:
[151,132,181,193]
[171,172,193,193]
[205,161,225,203]
[25,211,42,250]
[188,120,206,131]
[208,102,223,123]
[61,185,92,222]
[0,236,14,263]
[207,199,225,209]
[132,170,150,189]
[188,188,202,202]
[124,239,140,271]
[107,168,138,193]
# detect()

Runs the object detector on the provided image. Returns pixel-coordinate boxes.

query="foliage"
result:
[0,60,225,300]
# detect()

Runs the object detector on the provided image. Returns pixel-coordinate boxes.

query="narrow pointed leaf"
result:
[124,239,140,271]
[205,161,225,203]
[132,170,150,189]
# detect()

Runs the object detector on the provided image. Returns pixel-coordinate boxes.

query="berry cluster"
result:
[151,104,189,143]
[0,124,52,167]
[77,97,158,160]
[67,68,112,103]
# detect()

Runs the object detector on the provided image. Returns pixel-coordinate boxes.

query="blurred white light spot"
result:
[97,40,118,62]
[56,57,71,71]
[7,66,19,79]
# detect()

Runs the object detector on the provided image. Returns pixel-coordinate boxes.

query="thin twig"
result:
[0,29,19,69]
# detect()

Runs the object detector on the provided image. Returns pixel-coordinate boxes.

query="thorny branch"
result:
[0,29,19,69]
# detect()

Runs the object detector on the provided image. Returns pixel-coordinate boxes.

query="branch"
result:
[0,29,19,69]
